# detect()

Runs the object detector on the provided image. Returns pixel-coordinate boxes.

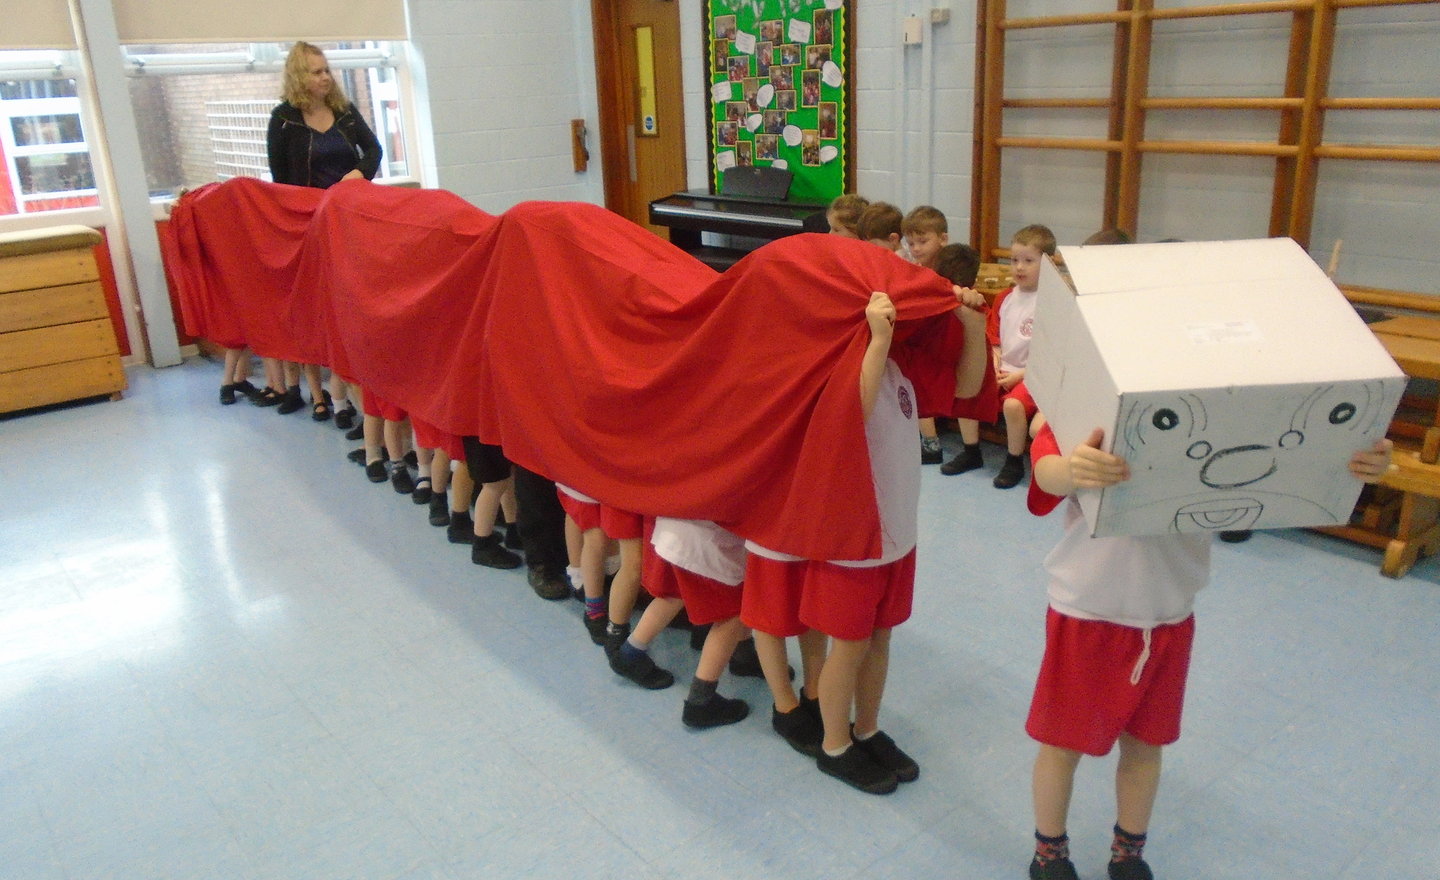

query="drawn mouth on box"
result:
[1173,498,1262,532]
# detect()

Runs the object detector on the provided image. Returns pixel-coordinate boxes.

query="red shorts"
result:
[741,555,807,638]
[1001,380,1038,422]
[1026,608,1195,756]
[600,506,642,541]
[643,538,682,601]
[799,551,916,641]
[741,550,915,640]
[557,491,602,533]
[410,417,463,461]
[676,566,743,625]
[361,388,407,422]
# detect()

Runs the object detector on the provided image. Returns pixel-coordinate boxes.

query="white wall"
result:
[406,0,604,213]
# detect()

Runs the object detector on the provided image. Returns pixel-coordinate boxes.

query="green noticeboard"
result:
[706,0,850,204]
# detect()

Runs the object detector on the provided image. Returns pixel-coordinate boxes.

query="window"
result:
[0,54,100,215]
[122,41,412,195]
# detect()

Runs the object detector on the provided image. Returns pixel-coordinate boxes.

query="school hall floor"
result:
[2,358,1438,880]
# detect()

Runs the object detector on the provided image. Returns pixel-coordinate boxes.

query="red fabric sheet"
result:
[167,180,996,560]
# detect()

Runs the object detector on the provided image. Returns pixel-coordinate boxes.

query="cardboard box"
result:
[1027,238,1404,538]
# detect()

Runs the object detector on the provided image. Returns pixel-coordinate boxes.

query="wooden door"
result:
[592,0,687,234]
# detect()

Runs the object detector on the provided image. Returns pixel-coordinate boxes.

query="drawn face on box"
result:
[1106,381,1393,534]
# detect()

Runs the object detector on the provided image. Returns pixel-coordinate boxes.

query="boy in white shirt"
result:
[943,223,1056,487]
[1024,421,1392,880]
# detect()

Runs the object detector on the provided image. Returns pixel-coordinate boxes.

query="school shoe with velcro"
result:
[1029,857,1080,880]
[816,744,898,795]
[682,692,750,729]
[365,460,388,483]
[608,647,675,690]
[471,534,522,569]
[853,729,918,782]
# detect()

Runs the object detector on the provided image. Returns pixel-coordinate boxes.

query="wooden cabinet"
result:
[0,226,126,414]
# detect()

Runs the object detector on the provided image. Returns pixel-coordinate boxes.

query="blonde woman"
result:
[262,41,383,420]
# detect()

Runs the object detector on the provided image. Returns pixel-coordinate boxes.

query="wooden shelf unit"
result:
[0,226,126,414]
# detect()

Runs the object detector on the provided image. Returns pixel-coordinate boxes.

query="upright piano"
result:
[648,167,829,270]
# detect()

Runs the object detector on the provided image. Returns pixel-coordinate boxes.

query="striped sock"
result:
[1110,825,1147,863]
[1034,830,1070,865]
[584,596,605,618]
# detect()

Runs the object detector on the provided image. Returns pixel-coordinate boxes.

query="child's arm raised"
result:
[951,284,988,399]
[1033,427,1131,498]
[861,291,896,419]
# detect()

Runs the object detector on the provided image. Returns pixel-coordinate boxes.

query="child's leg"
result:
[384,418,414,493]
[941,418,985,474]
[430,448,452,494]
[579,527,609,642]
[362,413,386,481]
[816,635,870,752]
[851,627,891,737]
[918,417,941,462]
[473,475,511,538]
[413,444,434,501]
[754,632,800,711]
[1114,734,1162,834]
[470,475,520,568]
[606,537,643,631]
[798,627,829,701]
[302,363,324,404]
[1003,396,1029,456]
[564,516,583,594]
[696,616,747,683]
[994,397,1029,488]
[1033,744,1083,838]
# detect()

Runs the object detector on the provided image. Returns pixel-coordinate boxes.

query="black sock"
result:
[686,676,718,706]
[1034,830,1070,865]
[1110,825,1147,863]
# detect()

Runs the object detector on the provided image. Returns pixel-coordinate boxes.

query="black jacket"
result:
[266,101,383,187]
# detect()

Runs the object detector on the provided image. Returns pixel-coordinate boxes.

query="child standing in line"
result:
[827,193,870,239]
[1024,423,1392,880]
[943,223,1055,488]
[460,437,521,569]
[747,288,988,794]
[902,206,952,465]
[608,517,752,726]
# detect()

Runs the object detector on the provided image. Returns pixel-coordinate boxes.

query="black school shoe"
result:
[344,424,365,441]
[428,492,450,527]
[219,384,238,405]
[1107,857,1153,880]
[682,692,750,729]
[853,729,918,782]
[584,614,609,646]
[1030,856,1080,880]
[334,402,357,430]
[993,453,1026,489]
[390,465,415,495]
[817,744,898,795]
[608,647,675,689]
[771,701,823,757]
[471,534,522,569]
[940,444,984,475]
[276,385,304,415]
[253,387,284,407]
[446,511,475,544]
[233,380,261,399]
[365,460,388,483]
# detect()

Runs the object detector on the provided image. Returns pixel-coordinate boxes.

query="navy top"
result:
[308,125,357,189]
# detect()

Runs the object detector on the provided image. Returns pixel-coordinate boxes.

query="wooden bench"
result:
[0,226,126,414]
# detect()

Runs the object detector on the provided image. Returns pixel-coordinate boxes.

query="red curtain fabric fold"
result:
[166,180,997,561]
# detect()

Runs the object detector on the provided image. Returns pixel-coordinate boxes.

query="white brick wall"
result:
[407,1,1437,294]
